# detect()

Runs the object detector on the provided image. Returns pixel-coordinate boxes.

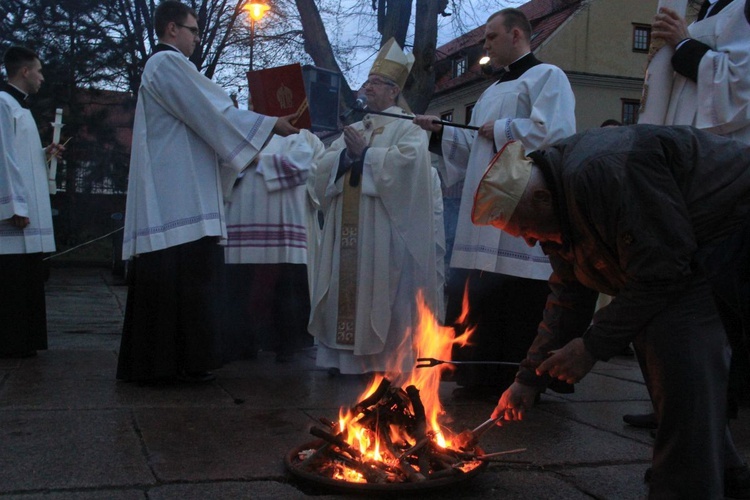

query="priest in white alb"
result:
[117,1,298,384]
[308,38,439,375]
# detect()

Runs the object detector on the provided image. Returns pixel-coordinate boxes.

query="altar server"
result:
[222,130,324,362]
[0,46,63,358]
[413,8,577,394]
[117,0,297,383]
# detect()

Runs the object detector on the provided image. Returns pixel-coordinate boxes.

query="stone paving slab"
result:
[1,491,145,500]
[442,402,652,467]
[148,481,334,500]
[134,406,313,481]
[0,409,154,491]
[1,267,746,498]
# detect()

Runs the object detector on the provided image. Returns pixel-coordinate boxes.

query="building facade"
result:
[425,0,703,131]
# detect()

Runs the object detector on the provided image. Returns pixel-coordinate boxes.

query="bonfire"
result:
[286,290,518,488]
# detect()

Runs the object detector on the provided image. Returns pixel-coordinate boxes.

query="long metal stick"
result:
[415,357,521,368]
[478,448,527,460]
[361,108,479,131]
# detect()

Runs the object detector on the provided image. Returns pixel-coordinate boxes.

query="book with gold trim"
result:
[247,63,311,129]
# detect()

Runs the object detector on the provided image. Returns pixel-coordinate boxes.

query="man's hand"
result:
[651,7,690,48]
[477,120,495,140]
[490,382,539,423]
[45,142,66,162]
[536,338,596,385]
[343,126,366,160]
[412,114,443,133]
[9,214,30,229]
[272,114,300,137]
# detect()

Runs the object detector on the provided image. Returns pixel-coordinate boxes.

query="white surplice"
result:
[0,91,55,254]
[308,108,438,374]
[122,49,277,259]
[645,0,750,143]
[441,64,576,279]
[223,130,324,265]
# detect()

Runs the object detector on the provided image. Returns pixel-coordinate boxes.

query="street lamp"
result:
[244,2,270,72]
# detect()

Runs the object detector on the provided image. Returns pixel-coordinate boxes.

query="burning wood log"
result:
[286,292,500,489]
[352,377,391,413]
[293,382,486,485]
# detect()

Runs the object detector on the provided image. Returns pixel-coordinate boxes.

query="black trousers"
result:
[117,237,223,381]
[444,268,549,389]
[634,276,736,499]
[221,263,311,362]
[0,253,48,355]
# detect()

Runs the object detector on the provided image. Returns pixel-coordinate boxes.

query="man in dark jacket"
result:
[471,125,750,498]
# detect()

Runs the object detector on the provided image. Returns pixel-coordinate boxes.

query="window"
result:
[453,56,468,78]
[632,24,651,53]
[441,111,453,123]
[465,103,475,124]
[621,99,640,125]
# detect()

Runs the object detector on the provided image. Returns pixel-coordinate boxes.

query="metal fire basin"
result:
[285,439,489,494]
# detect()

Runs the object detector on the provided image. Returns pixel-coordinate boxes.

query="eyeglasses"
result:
[176,23,201,37]
[362,78,396,88]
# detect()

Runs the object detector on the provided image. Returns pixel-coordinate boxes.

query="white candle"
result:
[48,108,64,194]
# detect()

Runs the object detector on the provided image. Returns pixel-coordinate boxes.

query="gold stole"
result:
[335,121,384,346]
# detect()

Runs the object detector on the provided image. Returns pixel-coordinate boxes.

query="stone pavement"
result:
[1,266,748,499]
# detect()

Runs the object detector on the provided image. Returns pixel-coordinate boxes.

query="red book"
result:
[247,63,312,129]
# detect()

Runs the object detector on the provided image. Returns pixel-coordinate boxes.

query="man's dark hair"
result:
[489,8,532,41]
[154,1,198,38]
[3,46,40,79]
[600,119,622,127]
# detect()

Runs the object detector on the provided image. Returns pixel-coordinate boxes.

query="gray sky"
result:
[335,0,524,87]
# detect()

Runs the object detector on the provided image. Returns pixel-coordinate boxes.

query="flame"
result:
[335,288,474,470]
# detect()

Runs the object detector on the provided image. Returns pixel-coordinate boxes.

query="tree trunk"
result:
[295,0,355,111]
[379,0,411,47]
[404,0,447,113]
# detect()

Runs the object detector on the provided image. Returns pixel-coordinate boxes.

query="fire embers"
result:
[291,377,485,485]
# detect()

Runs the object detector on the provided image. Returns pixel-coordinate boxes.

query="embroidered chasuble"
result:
[308,109,439,374]
[336,169,362,345]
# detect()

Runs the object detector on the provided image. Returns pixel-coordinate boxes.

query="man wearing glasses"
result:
[309,38,440,375]
[118,0,298,385]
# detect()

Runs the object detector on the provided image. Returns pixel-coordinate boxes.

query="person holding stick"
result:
[413,8,578,397]
[475,125,750,498]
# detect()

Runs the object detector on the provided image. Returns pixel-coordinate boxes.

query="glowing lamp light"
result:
[245,2,270,21]
[479,55,490,65]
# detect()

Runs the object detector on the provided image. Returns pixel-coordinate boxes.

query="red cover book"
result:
[247,63,311,129]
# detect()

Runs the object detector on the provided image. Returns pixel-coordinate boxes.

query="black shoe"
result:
[726,464,750,499]
[623,412,658,429]
[177,370,216,383]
